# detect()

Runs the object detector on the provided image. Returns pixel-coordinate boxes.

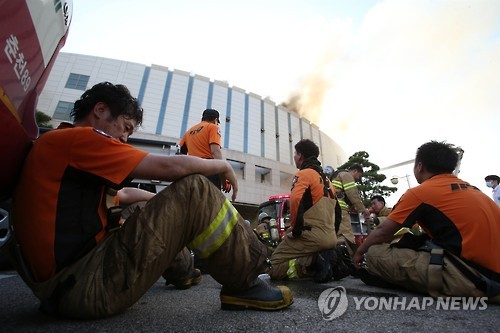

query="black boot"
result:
[220,275,293,311]
[313,249,336,283]
[332,245,352,281]
[359,269,396,289]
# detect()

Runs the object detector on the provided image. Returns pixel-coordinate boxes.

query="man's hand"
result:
[351,218,402,269]
[221,179,232,193]
[219,164,238,201]
[352,250,365,269]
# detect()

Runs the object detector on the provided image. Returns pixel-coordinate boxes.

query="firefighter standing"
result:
[179,108,230,192]
[331,164,370,255]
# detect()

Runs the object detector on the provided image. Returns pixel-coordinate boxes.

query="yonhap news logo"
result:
[317,286,349,320]
[317,287,488,320]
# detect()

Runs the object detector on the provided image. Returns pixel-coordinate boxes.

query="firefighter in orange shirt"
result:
[269,139,349,283]
[179,109,230,192]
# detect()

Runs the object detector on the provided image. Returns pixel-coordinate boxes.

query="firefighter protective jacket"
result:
[375,206,392,225]
[332,171,365,213]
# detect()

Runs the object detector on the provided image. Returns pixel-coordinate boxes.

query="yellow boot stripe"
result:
[189,199,239,258]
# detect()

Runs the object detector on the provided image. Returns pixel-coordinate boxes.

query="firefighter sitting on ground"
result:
[10,82,293,319]
[267,139,350,283]
[366,195,392,229]
[353,141,500,303]
[367,194,417,241]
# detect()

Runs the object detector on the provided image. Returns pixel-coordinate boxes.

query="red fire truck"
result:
[256,194,370,246]
[0,0,72,264]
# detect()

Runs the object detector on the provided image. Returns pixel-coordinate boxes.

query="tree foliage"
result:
[337,151,397,207]
[35,111,53,128]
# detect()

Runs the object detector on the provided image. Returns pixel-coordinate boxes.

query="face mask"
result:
[486,181,493,188]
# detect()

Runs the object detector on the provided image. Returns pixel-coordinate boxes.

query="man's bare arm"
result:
[211,143,222,160]
[118,187,155,205]
[130,154,238,201]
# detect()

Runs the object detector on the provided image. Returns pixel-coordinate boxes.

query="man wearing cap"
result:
[179,109,226,190]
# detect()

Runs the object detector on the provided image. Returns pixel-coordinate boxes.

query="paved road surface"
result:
[1,270,498,332]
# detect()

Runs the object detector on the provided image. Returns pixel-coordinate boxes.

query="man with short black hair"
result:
[353,141,500,302]
[367,195,392,227]
[179,108,229,191]
[12,82,293,318]
[269,139,347,283]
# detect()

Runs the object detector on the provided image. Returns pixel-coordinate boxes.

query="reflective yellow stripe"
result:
[338,199,349,209]
[332,180,343,189]
[343,181,356,190]
[286,259,299,279]
[188,199,239,258]
[394,227,412,236]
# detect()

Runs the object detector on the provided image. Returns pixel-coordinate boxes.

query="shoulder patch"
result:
[291,175,299,190]
[93,128,113,138]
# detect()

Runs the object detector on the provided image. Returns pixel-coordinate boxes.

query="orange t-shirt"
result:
[13,126,148,281]
[388,174,500,273]
[179,121,221,159]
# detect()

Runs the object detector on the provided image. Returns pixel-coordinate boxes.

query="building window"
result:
[65,73,89,90]
[255,165,271,184]
[53,101,74,121]
[228,159,245,180]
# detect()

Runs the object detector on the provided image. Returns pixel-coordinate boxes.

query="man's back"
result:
[180,121,221,159]
[388,174,500,273]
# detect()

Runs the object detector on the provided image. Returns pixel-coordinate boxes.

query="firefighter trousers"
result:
[23,174,269,319]
[122,201,194,282]
[365,243,498,302]
[336,209,356,255]
[269,197,337,280]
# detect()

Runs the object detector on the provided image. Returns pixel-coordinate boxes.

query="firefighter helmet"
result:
[324,165,335,179]
[258,212,271,224]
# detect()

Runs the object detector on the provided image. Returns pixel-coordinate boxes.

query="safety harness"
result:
[293,158,336,238]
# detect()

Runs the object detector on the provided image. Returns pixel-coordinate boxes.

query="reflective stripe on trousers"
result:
[286,259,299,279]
[189,199,239,258]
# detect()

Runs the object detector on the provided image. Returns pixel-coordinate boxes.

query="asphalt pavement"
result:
[1,269,499,333]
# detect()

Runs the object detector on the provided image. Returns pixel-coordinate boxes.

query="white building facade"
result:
[37,52,347,206]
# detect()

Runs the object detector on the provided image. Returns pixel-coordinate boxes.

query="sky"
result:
[63,0,500,205]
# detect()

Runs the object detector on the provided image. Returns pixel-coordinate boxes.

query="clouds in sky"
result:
[65,0,500,202]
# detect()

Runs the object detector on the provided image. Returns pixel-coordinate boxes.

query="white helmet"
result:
[258,212,271,223]
[324,165,334,178]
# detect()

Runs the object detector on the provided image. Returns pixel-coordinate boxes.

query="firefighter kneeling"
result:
[261,139,351,283]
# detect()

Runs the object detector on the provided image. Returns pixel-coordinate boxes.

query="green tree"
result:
[35,111,53,128]
[337,151,397,207]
